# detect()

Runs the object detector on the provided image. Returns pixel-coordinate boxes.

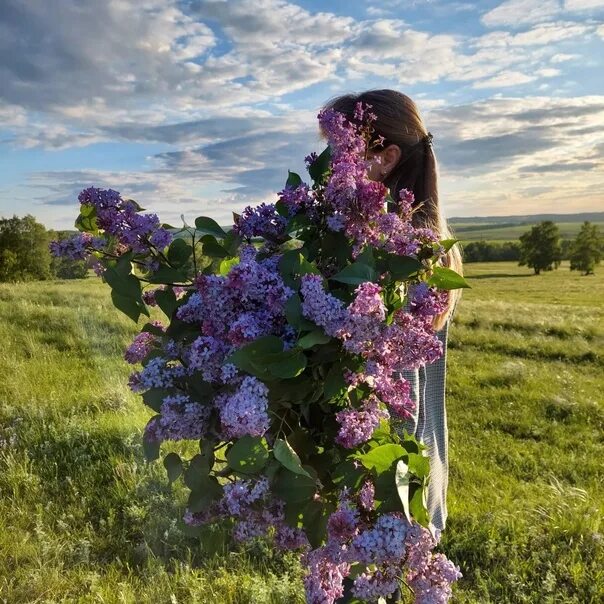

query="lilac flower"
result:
[222,477,270,516]
[216,376,270,439]
[146,394,210,442]
[124,331,157,364]
[300,274,348,337]
[352,565,400,601]
[358,480,375,512]
[187,335,230,382]
[351,513,409,565]
[129,357,185,393]
[303,545,351,604]
[235,202,287,240]
[49,232,103,260]
[279,183,313,215]
[409,282,449,318]
[335,395,388,449]
[327,502,360,543]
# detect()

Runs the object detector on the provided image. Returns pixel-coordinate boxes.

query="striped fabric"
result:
[395,317,451,533]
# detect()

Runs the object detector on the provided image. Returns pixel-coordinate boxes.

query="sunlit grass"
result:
[0,263,602,603]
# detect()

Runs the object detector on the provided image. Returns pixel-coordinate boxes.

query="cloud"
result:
[481,0,561,28]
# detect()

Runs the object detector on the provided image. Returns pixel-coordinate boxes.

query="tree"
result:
[0,215,53,282]
[518,221,562,275]
[569,221,603,275]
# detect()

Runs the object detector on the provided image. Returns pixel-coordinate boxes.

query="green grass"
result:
[0,263,603,603]
[450,221,604,242]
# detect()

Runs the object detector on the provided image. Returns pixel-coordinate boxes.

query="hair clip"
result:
[425,132,434,147]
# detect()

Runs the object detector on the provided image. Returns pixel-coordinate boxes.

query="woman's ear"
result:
[382,144,402,175]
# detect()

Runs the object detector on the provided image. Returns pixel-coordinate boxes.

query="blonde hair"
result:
[321,89,463,330]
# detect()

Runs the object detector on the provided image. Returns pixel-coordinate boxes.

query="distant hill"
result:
[448,212,604,242]
[449,212,604,225]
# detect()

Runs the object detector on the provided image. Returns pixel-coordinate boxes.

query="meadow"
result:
[0,261,602,603]
[450,220,604,242]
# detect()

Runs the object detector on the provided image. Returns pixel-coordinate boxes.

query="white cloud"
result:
[564,0,604,9]
[472,71,536,88]
[481,0,561,28]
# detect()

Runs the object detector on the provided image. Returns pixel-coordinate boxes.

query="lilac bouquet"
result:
[52,104,467,603]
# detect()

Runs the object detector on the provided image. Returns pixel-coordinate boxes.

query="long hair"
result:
[321,89,463,330]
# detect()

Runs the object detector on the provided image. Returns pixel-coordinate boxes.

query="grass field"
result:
[449,221,604,242]
[0,261,602,603]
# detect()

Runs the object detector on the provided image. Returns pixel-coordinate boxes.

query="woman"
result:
[321,89,463,535]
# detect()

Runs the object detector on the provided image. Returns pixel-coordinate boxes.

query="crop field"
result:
[0,261,602,603]
[449,221,604,242]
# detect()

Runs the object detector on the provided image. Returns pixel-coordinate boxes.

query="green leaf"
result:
[308,146,332,183]
[286,213,311,234]
[266,348,307,379]
[187,477,222,513]
[143,421,160,462]
[284,294,316,330]
[104,266,142,300]
[330,261,378,285]
[222,229,242,256]
[387,255,423,280]
[439,238,460,253]
[354,443,406,474]
[427,267,471,290]
[201,234,229,258]
[184,452,214,490]
[286,170,303,188]
[163,452,183,484]
[167,238,193,267]
[219,256,240,275]
[273,468,316,504]
[298,329,331,349]
[226,436,269,475]
[274,438,311,478]
[142,388,169,412]
[407,452,430,479]
[111,290,146,323]
[148,265,188,284]
[155,288,178,318]
[331,460,365,490]
[395,459,412,523]
[226,335,284,378]
[323,363,347,401]
[409,485,430,527]
[195,216,227,238]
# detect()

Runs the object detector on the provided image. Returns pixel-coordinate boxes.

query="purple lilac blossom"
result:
[358,480,375,512]
[49,232,104,260]
[235,202,287,240]
[300,274,348,337]
[409,283,449,318]
[124,331,156,364]
[216,376,270,439]
[147,394,210,442]
[335,395,388,449]
[303,545,351,604]
[128,357,186,393]
[77,187,172,254]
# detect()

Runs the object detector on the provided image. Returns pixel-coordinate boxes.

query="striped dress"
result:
[396,318,451,532]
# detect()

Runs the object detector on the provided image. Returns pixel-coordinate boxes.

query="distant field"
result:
[450,221,604,242]
[0,263,602,603]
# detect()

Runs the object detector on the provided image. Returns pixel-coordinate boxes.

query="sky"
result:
[0,0,603,230]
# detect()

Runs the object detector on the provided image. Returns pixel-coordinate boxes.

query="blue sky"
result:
[1,0,603,230]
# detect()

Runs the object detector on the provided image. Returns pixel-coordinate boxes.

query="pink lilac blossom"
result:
[327,501,360,543]
[215,376,270,439]
[335,395,389,449]
[409,283,449,318]
[278,183,313,215]
[358,481,375,512]
[303,545,351,604]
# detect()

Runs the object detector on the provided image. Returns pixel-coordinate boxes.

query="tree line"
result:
[0,215,87,282]
[0,214,602,282]
[461,221,603,274]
